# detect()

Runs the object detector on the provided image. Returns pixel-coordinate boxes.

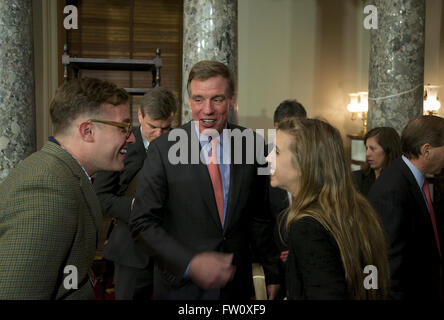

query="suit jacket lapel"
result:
[121,126,148,189]
[399,159,430,220]
[133,126,148,158]
[79,177,103,246]
[224,124,241,232]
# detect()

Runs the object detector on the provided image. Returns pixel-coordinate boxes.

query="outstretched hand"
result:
[188,252,236,289]
[267,284,281,300]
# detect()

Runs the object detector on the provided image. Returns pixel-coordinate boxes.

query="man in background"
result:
[368,115,444,300]
[93,87,177,300]
[0,78,134,299]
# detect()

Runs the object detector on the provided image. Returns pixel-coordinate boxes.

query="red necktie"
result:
[423,179,442,299]
[208,138,224,224]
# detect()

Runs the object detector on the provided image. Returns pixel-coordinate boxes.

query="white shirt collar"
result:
[140,126,150,150]
[192,120,229,144]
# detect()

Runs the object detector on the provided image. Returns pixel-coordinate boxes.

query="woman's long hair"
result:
[278,118,390,299]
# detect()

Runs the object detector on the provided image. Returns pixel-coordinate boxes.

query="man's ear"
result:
[78,121,95,142]
[138,108,144,124]
[420,143,432,160]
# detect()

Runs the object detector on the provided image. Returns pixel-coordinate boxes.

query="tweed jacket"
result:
[0,141,102,299]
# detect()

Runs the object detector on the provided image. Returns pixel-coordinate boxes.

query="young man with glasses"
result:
[0,78,134,299]
[93,87,177,300]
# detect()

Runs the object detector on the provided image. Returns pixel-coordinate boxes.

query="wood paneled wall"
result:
[65,0,183,125]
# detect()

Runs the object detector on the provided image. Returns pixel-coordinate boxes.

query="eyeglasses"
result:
[88,119,132,139]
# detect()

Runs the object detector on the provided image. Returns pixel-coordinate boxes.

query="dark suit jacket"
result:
[129,121,280,299]
[368,157,441,300]
[352,169,376,197]
[0,142,101,299]
[286,217,348,300]
[93,127,150,268]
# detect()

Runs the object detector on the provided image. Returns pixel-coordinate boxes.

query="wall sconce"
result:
[347,91,368,135]
[423,85,441,115]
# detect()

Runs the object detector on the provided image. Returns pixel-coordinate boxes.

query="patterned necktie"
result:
[423,179,442,299]
[208,138,224,225]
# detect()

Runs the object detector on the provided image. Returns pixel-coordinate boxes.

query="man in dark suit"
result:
[368,115,444,300]
[130,60,280,300]
[0,78,134,299]
[93,87,177,300]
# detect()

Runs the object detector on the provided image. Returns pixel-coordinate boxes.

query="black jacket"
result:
[352,169,376,197]
[286,217,348,299]
[368,157,441,300]
[93,127,150,268]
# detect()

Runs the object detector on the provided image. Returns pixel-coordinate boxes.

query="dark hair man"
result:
[93,87,177,300]
[273,99,307,128]
[0,78,134,299]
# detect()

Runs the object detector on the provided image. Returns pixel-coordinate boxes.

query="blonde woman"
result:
[266,118,389,300]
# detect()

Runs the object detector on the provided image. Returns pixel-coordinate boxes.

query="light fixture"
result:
[347,91,368,135]
[347,93,360,119]
[424,85,441,115]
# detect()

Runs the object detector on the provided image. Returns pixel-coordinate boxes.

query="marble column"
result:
[182,0,238,124]
[0,0,36,182]
[368,0,425,134]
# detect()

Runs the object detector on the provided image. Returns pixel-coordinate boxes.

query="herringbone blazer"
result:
[0,141,102,299]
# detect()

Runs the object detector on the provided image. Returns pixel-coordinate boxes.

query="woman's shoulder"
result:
[288,216,341,261]
[352,169,375,180]
[352,169,375,195]
[352,169,364,181]
[289,216,329,240]
[291,215,321,226]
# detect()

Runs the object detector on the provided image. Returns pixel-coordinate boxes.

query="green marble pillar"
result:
[0,0,35,182]
[368,0,425,134]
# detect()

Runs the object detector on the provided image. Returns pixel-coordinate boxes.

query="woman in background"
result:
[266,118,389,300]
[352,127,401,196]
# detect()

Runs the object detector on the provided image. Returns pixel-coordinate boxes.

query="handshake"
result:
[188,252,280,300]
